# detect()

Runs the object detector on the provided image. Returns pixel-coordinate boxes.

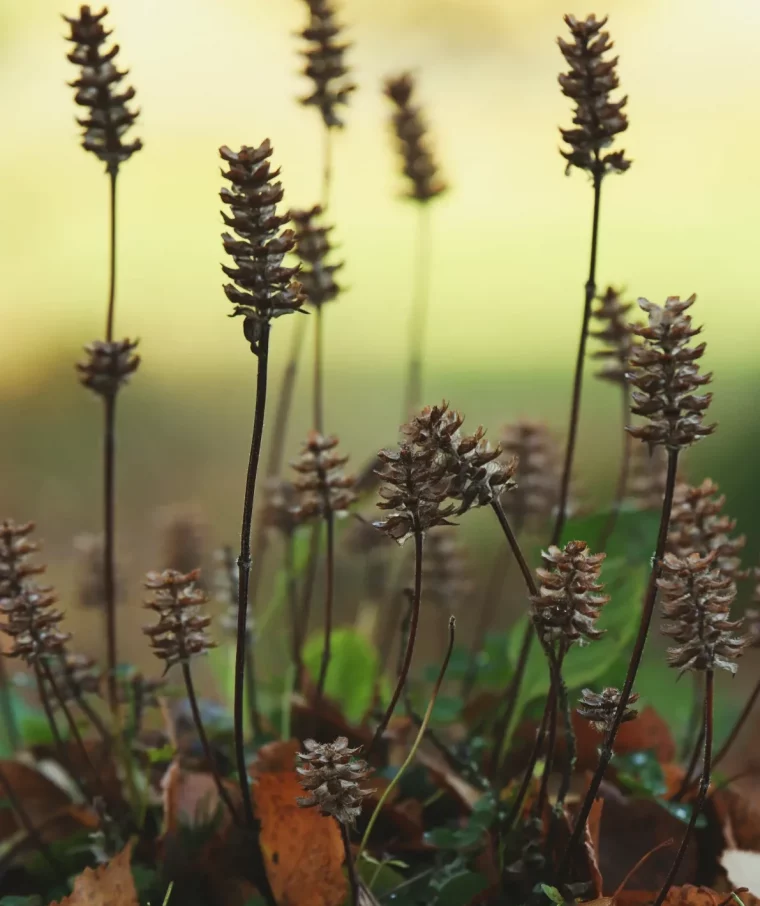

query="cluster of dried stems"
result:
[2,5,758,906]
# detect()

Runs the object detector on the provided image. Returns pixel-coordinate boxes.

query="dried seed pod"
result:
[262,478,302,538]
[296,736,372,826]
[532,541,609,646]
[219,141,305,353]
[626,444,669,511]
[155,504,208,581]
[49,653,102,704]
[64,5,142,171]
[499,420,561,528]
[373,444,456,545]
[291,432,357,521]
[404,402,517,514]
[577,686,638,734]
[384,73,446,203]
[667,479,746,585]
[626,295,715,451]
[73,533,108,609]
[290,206,342,310]
[76,338,140,397]
[298,0,354,129]
[0,521,45,596]
[143,569,216,672]
[421,528,473,615]
[658,551,746,675]
[591,286,637,385]
[557,14,629,178]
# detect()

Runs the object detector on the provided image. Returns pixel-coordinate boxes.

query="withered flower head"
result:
[143,569,216,672]
[0,521,45,596]
[532,541,609,646]
[291,432,357,521]
[263,478,302,537]
[577,686,638,734]
[591,286,638,385]
[558,14,629,178]
[298,0,354,128]
[76,338,140,398]
[499,420,561,528]
[404,402,517,514]
[626,295,715,451]
[219,141,305,353]
[422,528,473,614]
[384,73,446,203]
[156,503,208,581]
[374,443,456,545]
[667,479,746,585]
[658,551,746,674]
[296,736,372,826]
[73,533,108,610]
[626,444,669,511]
[64,5,142,171]
[50,653,102,704]
[290,206,342,310]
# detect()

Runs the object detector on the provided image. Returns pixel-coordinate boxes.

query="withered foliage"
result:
[577,686,639,734]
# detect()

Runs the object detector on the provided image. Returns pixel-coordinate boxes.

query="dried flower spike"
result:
[290,206,342,310]
[591,286,637,385]
[156,504,208,580]
[532,541,609,646]
[296,737,372,826]
[291,432,357,521]
[627,295,715,451]
[499,420,561,528]
[558,14,629,178]
[143,569,216,672]
[0,521,45,596]
[384,73,446,203]
[658,551,746,674]
[76,338,140,397]
[64,5,142,171]
[219,141,305,353]
[298,0,354,129]
[578,687,638,734]
[404,403,517,514]
[49,653,102,704]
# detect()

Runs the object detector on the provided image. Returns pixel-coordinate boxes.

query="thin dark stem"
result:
[534,686,558,819]
[313,306,324,433]
[680,672,704,760]
[106,170,117,342]
[402,203,432,421]
[712,674,760,771]
[0,762,66,881]
[490,499,539,598]
[596,384,632,552]
[316,511,335,698]
[103,394,118,715]
[285,532,303,688]
[74,692,111,751]
[368,529,423,756]
[672,722,705,802]
[34,665,68,770]
[553,172,603,547]
[182,662,240,824]
[557,448,679,884]
[654,670,713,906]
[234,323,271,828]
[493,617,533,773]
[0,656,20,753]
[554,646,575,811]
[340,822,360,906]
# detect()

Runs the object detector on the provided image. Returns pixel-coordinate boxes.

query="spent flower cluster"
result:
[143,569,215,672]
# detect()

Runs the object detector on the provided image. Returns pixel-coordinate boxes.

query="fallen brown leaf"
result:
[51,842,138,906]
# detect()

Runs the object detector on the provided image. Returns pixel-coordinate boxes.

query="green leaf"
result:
[303,628,380,723]
[435,871,488,905]
[616,750,667,797]
[561,503,660,563]
[430,695,463,726]
[0,897,43,906]
[540,884,566,905]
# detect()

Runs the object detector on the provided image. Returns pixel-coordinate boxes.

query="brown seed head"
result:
[404,403,517,515]
[658,550,746,674]
[49,652,102,705]
[577,686,638,734]
[64,5,142,171]
[76,338,140,398]
[263,478,302,537]
[156,504,208,582]
[499,420,562,528]
[219,141,305,353]
[557,14,629,178]
[384,73,446,203]
[0,521,45,596]
[296,736,372,826]
[591,286,638,385]
[532,541,609,646]
[290,206,342,310]
[298,0,354,128]
[143,569,216,672]
[626,295,715,451]
[291,432,357,521]
[374,443,456,545]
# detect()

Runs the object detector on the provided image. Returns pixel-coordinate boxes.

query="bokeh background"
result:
[1,0,760,686]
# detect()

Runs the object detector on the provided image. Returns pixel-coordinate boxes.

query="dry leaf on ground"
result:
[51,842,138,906]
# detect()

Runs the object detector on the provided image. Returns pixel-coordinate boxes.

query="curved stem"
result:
[234,323,270,827]
[654,670,713,906]
[313,306,324,433]
[557,448,679,884]
[368,529,424,756]
[402,204,432,421]
[182,662,240,824]
[490,499,539,597]
[285,532,303,688]
[340,823,360,906]
[103,394,118,716]
[596,384,632,552]
[316,511,335,698]
[534,685,558,819]
[34,665,69,772]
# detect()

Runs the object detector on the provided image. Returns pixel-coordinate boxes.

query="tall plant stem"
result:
[299,522,322,651]
[490,499,538,598]
[673,722,705,802]
[597,385,632,552]
[368,529,423,756]
[402,204,432,421]
[316,511,335,698]
[654,670,713,906]
[340,823,360,906]
[34,666,69,771]
[285,532,303,687]
[0,657,20,753]
[313,306,324,433]
[558,448,680,884]
[106,170,117,342]
[181,662,240,824]
[234,323,271,827]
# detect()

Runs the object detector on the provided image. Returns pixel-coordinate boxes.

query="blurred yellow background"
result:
[1,0,760,666]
